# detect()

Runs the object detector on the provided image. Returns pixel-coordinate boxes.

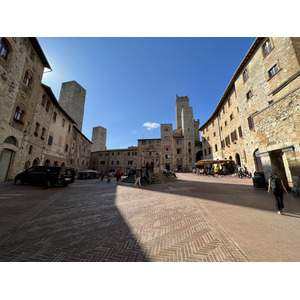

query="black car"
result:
[14,166,75,188]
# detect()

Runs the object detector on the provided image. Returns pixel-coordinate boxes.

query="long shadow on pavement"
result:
[0,180,149,262]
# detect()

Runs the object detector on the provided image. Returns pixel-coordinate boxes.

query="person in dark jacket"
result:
[267,173,289,214]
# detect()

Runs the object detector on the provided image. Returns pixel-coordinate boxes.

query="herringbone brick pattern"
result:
[0,178,248,262]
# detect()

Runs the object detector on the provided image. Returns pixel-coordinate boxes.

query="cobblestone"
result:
[0,173,299,262]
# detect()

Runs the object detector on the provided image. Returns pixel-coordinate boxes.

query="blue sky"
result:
[38,37,256,149]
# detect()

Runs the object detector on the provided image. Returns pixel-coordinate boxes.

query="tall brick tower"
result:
[58,81,86,132]
[91,126,107,152]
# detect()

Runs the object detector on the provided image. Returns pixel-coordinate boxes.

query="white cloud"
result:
[142,122,160,130]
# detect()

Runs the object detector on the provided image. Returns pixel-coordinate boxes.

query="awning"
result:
[195,159,231,166]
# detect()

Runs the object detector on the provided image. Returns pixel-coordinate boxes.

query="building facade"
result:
[0,37,91,182]
[90,95,201,173]
[200,37,300,196]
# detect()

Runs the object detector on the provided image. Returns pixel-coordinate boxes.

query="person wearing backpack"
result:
[267,173,289,214]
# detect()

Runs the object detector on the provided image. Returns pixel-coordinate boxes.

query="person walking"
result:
[267,173,289,214]
[133,168,142,188]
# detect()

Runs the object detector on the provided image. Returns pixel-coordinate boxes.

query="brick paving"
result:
[0,173,299,262]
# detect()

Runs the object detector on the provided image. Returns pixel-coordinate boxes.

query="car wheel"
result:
[14,178,23,185]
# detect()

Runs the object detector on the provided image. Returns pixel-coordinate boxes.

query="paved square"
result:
[0,173,299,262]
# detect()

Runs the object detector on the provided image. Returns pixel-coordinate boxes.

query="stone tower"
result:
[58,81,86,131]
[91,126,107,152]
[175,95,190,130]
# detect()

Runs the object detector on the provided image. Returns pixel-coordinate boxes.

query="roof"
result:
[28,38,51,70]
[199,37,264,131]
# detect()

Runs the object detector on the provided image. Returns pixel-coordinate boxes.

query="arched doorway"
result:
[32,158,40,166]
[235,153,241,166]
[253,149,263,171]
[44,159,50,166]
[0,149,14,182]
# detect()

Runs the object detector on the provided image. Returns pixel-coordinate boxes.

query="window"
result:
[48,135,53,146]
[117,161,120,165]
[204,149,207,156]
[72,142,75,149]
[46,101,50,112]
[238,126,243,137]
[177,149,181,154]
[230,114,233,121]
[111,161,114,165]
[247,116,254,130]
[215,144,218,152]
[149,140,151,144]
[243,69,248,83]
[128,161,133,165]
[231,130,237,143]
[34,122,40,136]
[100,161,105,165]
[165,154,170,159]
[65,144,69,152]
[14,107,24,124]
[0,38,9,60]
[225,121,227,127]
[28,145,33,154]
[41,95,46,107]
[127,152,130,156]
[41,128,46,140]
[221,140,225,149]
[53,111,57,121]
[225,135,230,146]
[268,64,279,78]
[68,124,71,132]
[208,148,211,155]
[62,118,65,127]
[213,132,216,137]
[262,39,273,58]
[246,90,253,100]
[142,141,146,145]
[23,70,33,89]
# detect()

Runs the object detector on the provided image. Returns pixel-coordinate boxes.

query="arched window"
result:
[23,70,34,89]
[0,38,9,60]
[41,128,46,139]
[46,101,50,112]
[41,95,46,106]
[44,159,50,166]
[24,161,30,170]
[54,161,58,167]
[4,136,17,146]
[34,123,40,136]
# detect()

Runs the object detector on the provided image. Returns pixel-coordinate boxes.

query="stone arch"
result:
[54,161,58,167]
[32,158,40,166]
[3,136,18,147]
[24,161,30,170]
[61,162,65,167]
[44,159,50,166]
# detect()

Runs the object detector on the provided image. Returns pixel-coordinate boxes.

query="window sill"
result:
[13,119,24,125]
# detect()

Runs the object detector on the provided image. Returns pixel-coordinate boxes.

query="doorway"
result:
[0,149,13,182]
[235,153,241,166]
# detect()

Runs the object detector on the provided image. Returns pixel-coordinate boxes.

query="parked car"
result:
[14,166,75,188]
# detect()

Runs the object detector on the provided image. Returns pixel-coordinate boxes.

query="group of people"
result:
[162,166,177,178]
[131,167,155,188]
[237,165,251,178]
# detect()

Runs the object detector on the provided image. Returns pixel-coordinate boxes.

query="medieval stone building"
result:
[90,95,201,173]
[0,37,91,182]
[200,37,300,196]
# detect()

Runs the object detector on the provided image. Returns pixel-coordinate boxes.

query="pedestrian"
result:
[133,167,142,188]
[267,173,289,215]
[214,165,219,177]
